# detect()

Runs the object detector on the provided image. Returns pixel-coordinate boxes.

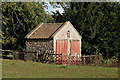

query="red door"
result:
[56,40,80,65]
[70,40,80,65]
[56,40,68,65]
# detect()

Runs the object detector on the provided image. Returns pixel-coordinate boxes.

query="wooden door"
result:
[70,40,80,65]
[56,40,68,64]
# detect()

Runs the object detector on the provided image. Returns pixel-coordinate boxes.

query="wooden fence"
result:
[55,54,102,65]
[1,49,118,66]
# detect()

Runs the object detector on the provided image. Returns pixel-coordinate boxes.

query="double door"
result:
[56,40,80,65]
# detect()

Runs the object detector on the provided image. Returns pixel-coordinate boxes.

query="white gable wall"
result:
[53,21,82,56]
[54,21,81,40]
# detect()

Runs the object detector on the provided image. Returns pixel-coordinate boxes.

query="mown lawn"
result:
[2,59,118,78]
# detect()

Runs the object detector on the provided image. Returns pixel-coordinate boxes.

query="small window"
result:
[67,30,70,38]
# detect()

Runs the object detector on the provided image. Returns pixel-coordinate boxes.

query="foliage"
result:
[2,2,120,58]
[2,2,53,50]
[52,2,120,58]
[104,56,118,65]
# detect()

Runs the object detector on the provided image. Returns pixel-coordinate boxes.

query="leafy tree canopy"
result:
[2,2,53,50]
[52,2,120,57]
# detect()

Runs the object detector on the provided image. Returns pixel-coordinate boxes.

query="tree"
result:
[52,2,120,57]
[2,2,53,50]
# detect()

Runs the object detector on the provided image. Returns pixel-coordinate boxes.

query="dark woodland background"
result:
[1,2,120,58]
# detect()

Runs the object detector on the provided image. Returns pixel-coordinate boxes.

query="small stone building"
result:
[25,21,82,58]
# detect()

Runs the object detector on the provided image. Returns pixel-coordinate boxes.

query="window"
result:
[67,30,70,38]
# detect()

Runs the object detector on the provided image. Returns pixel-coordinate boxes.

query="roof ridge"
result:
[25,21,68,39]
[50,21,67,38]
[44,23,63,24]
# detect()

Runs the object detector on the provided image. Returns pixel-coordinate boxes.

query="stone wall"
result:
[26,39,53,51]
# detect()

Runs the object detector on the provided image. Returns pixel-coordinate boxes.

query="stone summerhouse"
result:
[25,21,82,57]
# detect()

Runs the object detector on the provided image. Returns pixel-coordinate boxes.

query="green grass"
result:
[2,59,118,78]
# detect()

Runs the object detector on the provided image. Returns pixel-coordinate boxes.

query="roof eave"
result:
[25,23,44,39]
[25,37,52,40]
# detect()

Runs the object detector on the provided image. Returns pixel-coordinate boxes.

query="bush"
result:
[104,56,118,67]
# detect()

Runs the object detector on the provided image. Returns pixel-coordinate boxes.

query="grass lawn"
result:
[2,59,118,78]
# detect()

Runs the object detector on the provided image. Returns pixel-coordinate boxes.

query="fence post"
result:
[83,54,85,65]
[98,55,101,65]
[75,53,77,65]
[12,51,15,60]
[90,55,92,65]
[36,51,39,61]
[18,51,20,60]
[55,53,56,64]
[79,55,81,65]
[24,51,26,61]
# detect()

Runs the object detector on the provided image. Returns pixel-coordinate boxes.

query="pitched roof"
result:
[25,22,65,39]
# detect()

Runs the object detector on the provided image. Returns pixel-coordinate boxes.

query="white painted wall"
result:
[54,22,81,40]
[53,21,82,56]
